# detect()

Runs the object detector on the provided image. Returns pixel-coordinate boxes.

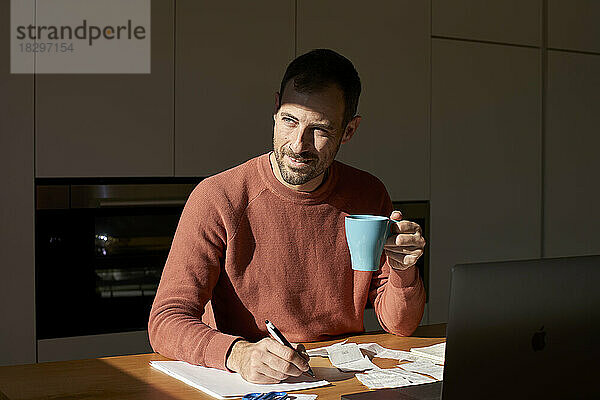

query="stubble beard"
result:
[273,146,326,186]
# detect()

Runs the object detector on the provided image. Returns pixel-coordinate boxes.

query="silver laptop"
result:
[342,255,600,400]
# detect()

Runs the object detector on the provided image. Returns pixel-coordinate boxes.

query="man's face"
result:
[272,82,348,189]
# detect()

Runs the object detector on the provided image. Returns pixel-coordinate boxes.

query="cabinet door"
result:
[545,51,600,257]
[432,0,541,46]
[175,1,295,176]
[35,0,174,177]
[297,0,430,201]
[0,1,36,365]
[430,39,541,322]
[548,0,600,54]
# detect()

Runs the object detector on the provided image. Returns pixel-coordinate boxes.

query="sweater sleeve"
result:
[148,182,241,370]
[369,261,426,336]
[367,189,426,336]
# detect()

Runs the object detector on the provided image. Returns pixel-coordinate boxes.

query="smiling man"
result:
[271,71,358,192]
[148,49,426,384]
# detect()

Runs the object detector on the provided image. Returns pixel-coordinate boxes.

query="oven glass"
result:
[36,207,181,339]
[94,214,175,299]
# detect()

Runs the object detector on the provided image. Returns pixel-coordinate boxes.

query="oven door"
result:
[35,182,196,340]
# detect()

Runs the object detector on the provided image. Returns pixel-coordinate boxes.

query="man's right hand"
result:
[225,338,310,384]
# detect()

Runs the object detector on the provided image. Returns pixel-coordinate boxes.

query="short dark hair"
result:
[279,49,361,128]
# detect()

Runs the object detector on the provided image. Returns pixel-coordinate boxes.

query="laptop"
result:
[342,255,600,399]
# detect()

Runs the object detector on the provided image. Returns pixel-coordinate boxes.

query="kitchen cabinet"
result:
[297,0,430,201]
[429,39,541,322]
[35,0,174,177]
[544,51,600,257]
[432,0,541,46]
[0,0,36,365]
[548,0,600,54]
[174,0,295,176]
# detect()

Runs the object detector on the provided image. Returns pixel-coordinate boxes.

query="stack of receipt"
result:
[307,341,445,390]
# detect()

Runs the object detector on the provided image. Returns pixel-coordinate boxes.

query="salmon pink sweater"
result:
[148,153,425,370]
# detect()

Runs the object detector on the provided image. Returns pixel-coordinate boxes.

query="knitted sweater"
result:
[148,153,425,370]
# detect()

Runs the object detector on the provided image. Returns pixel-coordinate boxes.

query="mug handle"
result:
[387,218,402,237]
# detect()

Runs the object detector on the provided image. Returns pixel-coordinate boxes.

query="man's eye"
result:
[282,117,296,124]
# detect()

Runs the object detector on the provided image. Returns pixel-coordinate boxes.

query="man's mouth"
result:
[286,154,314,167]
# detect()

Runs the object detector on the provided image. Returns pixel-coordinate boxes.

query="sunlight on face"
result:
[272,82,346,190]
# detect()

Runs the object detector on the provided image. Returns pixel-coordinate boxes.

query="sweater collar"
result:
[257,152,339,204]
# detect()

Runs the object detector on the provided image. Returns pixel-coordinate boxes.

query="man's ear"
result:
[273,92,281,118]
[341,115,362,144]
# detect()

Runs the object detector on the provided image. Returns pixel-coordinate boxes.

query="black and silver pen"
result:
[265,319,316,378]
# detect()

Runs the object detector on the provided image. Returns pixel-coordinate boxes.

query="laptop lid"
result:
[442,255,599,399]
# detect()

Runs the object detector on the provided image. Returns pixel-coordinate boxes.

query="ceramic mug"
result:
[344,214,399,271]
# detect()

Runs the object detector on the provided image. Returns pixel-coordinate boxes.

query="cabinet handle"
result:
[98,199,186,207]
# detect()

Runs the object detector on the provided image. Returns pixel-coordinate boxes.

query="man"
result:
[148,49,426,384]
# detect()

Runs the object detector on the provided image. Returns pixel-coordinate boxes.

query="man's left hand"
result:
[384,210,426,270]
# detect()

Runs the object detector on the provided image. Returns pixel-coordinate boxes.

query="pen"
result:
[265,320,316,378]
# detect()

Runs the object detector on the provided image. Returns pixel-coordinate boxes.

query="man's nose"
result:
[289,126,313,154]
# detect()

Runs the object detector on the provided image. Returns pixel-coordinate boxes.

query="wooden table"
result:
[0,324,445,400]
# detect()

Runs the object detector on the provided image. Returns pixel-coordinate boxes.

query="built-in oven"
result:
[35,179,200,360]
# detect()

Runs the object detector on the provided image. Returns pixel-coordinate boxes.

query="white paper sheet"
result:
[150,361,329,399]
[327,343,379,372]
[409,342,446,363]
[399,359,444,381]
[286,395,318,400]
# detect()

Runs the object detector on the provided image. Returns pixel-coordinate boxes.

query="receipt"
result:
[355,369,411,389]
[375,349,421,362]
[356,343,421,362]
[357,343,386,355]
[355,367,437,389]
[306,340,348,357]
[327,343,378,372]
[410,342,446,363]
[392,368,438,384]
[399,360,444,381]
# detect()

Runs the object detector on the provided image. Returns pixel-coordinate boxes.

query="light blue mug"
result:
[344,214,399,271]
